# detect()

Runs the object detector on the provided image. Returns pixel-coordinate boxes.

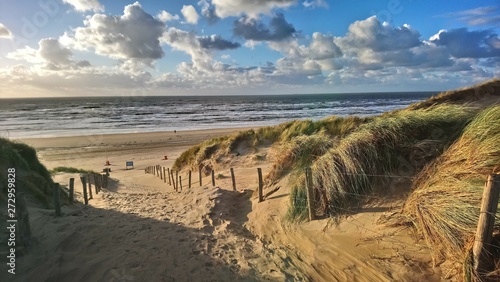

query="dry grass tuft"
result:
[403,104,500,279]
[287,104,477,221]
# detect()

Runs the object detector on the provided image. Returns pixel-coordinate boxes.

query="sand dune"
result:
[11,128,441,281]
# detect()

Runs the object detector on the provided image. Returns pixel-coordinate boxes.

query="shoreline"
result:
[18,126,259,150]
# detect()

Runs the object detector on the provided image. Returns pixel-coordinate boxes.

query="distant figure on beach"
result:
[174,130,177,134]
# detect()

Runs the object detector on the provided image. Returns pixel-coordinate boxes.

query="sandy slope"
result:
[9,128,442,281]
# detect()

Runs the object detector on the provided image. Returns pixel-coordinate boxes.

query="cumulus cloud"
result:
[212,0,296,18]
[157,10,180,22]
[336,16,421,52]
[198,0,219,25]
[181,5,200,24]
[430,28,500,58]
[0,23,12,39]
[7,38,90,70]
[302,0,328,9]
[233,13,296,42]
[67,2,165,68]
[62,0,104,12]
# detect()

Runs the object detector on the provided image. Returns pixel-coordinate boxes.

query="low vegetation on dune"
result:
[408,78,500,110]
[287,104,477,221]
[403,105,500,280]
[0,138,66,208]
[172,116,369,173]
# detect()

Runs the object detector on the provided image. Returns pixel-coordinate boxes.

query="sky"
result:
[0,0,499,98]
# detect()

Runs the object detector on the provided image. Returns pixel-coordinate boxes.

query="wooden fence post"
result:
[212,170,215,187]
[473,174,500,277]
[163,167,167,183]
[305,167,316,221]
[80,175,88,205]
[167,168,171,185]
[199,167,202,187]
[69,178,75,203]
[230,168,236,191]
[17,193,31,247]
[103,174,108,189]
[188,171,192,189]
[53,183,62,216]
[179,176,183,191]
[175,171,179,191]
[171,170,175,189]
[257,168,263,203]
[87,174,93,200]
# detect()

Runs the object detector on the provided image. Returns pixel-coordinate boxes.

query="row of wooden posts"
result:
[145,165,264,200]
[52,173,109,216]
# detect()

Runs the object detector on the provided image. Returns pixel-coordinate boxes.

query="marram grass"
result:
[287,104,477,221]
[403,104,500,279]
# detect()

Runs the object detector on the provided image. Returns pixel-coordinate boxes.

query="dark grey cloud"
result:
[430,28,500,58]
[198,35,240,50]
[233,13,296,42]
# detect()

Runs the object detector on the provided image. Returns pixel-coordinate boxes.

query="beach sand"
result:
[11,128,442,281]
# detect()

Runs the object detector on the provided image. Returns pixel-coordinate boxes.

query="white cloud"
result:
[7,38,90,70]
[302,0,328,9]
[181,5,200,24]
[66,2,165,68]
[442,6,500,27]
[0,23,12,39]
[336,16,421,53]
[157,10,180,22]
[212,0,296,18]
[62,0,104,12]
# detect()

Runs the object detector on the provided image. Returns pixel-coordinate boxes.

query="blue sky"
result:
[0,0,498,97]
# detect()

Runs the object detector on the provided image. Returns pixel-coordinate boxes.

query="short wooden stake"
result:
[103,174,108,188]
[80,175,88,205]
[53,183,62,216]
[257,168,263,203]
[199,168,202,187]
[188,171,192,189]
[17,193,32,247]
[69,178,75,203]
[171,170,175,189]
[94,174,99,195]
[87,175,93,200]
[230,168,236,191]
[168,168,171,185]
[160,166,164,180]
[211,170,215,187]
[163,167,167,183]
[305,167,316,221]
[179,176,183,191]
[473,174,500,277]
[176,171,179,190]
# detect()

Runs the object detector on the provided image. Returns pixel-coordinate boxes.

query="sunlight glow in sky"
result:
[0,0,499,97]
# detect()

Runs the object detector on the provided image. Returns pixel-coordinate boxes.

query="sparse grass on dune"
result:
[51,166,96,174]
[403,105,500,280]
[408,78,500,110]
[0,138,62,208]
[287,104,477,221]
[173,116,370,172]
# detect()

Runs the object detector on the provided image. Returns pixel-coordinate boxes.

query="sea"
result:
[0,92,437,139]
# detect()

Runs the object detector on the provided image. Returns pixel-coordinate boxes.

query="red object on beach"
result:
[163,155,168,160]
[105,160,111,166]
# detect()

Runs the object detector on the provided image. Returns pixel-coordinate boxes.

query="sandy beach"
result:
[10,127,442,281]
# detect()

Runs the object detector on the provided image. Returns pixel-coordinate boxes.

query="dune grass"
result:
[408,78,499,110]
[287,104,477,221]
[173,116,369,173]
[0,138,61,208]
[51,166,95,174]
[403,105,500,279]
